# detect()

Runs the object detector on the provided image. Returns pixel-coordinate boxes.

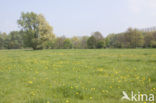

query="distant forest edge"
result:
[0,12,156,50]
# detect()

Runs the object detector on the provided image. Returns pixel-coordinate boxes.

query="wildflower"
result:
[97,68,103,72]
[30,91,35,96]
[35,71,39,74]
[91,88,95,91]
[66,100,69,103]
[28,81,33,84]
[115,71,118,74]
[47,101,50,103]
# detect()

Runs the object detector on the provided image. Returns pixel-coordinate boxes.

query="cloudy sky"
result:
[0,0,156,37]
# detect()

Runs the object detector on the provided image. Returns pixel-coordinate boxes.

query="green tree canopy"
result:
[63,39,72,49]
[18,12,55,50]
[87,36,96,49]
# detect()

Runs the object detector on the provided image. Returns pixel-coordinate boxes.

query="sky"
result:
[0,0,156,37]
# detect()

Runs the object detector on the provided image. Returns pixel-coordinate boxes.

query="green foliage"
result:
[150,40,156,48]
[124,28,144,48]
[63,39,72,49]
[54,36,66,49]
[0,35,4,49]
[7,31,23,49]
[80,36,89,49]
[144,32,153,47]
[105,28,145,48]
[71,36,80,49]
[87,36,96,49]
[92,31,103,41]
[96,40,105,48]
[18,12,55,50]
[0,32,23,49]
[0,32,7,49]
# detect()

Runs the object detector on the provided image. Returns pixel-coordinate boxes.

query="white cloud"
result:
[128,0,156,14]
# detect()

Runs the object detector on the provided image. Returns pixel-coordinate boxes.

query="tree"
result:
[18,12,55,50]
[96,40,105,48]
[0,33,5,49]
[150,40,156,48]
[0,32,8,49]
[7,31,23,49]
[54,36,66,49]
[92,31,103,41]
[105,34,117,48]
[144,32,153,47]
[63,39,72,49]
[79,36,89,49]
[71,36,80,49]
[87,36,96,49]
[124,28,144,48]
[132,29,144,47]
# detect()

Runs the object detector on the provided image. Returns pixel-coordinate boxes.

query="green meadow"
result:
[0,49,156,103]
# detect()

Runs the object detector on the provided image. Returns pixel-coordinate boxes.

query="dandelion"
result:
[97,68,103,72]
[89,96,93,100]
[30,91,35,96]
[66,100,69,103]
[35,71,39,74]
[115,71,118,74]
[91,88,95,91]
[142,77,146,81]
[118,80,121,83]
[28,81,33,84]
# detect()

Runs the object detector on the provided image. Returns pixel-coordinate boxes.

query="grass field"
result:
[0,49,156,103]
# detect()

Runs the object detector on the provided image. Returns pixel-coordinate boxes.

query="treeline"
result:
[0,12,156,50]
[1,28,156,49]
[105,28,156,48]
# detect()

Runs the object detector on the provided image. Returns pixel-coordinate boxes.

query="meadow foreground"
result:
[0,49,155,103]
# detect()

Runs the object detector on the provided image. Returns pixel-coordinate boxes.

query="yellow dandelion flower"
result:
[115,71,118,74]
[89,96,93,99]
[30,91,35,96]
[28,81,33,84]
[47,101,50,103]
[97,68,103,72]
[66,100,69,103]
